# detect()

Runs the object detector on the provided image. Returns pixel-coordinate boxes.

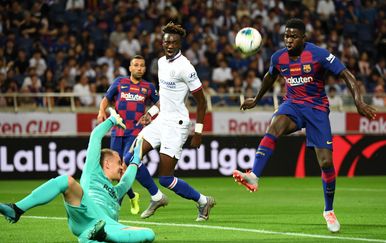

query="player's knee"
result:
[142,228,155,242]
[319,159,334,168]
[159,176,174,188]
[54,174,70,192]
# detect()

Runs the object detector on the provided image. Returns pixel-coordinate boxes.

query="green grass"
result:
[1,177,386,242]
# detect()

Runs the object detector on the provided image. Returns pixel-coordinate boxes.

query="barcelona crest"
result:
[302,64,312,73]
[140,87,148,94]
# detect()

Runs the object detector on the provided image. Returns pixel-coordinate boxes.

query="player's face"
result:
[162,33,181,59]
[110,152,124,181]
[284,28,305,56]
[129,58,146,80]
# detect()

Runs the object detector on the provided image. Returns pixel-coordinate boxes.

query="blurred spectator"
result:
[327,86,343,111]
[373,58,386,81]
[109,22,126,49]
[73,73,94,106]
[358,52,372,78]
[212,59,233,88]
[243,70,262,94]
[118,31,141,60]
[29,50,47,77]
[107,59,127,82]
[13,50,29,75]
[372,85,386,107]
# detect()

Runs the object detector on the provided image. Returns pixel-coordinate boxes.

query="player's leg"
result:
[305,107,339,232]
[119,136,141,214]
[0,175,70,223]
[157,153,215,221]
[233,111,298,192]
[103,222,155,243]
[135,138,169,219]
[133,120,168,219]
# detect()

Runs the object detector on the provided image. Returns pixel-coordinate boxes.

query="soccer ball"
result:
[235,27,262,55]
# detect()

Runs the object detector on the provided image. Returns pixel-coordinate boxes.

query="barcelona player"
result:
[0,109,155,242]
[233,18,376,233]
[98,55,165,215]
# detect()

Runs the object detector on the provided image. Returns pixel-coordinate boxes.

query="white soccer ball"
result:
[235,27,262,55]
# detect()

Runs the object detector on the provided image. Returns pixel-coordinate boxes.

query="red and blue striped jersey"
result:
[105,76,159,136]
[269,42,346,111]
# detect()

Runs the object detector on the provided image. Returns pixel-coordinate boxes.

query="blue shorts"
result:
[110,136,136,158]
[275,101,332,150]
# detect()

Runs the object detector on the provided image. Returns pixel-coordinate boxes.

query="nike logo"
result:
[256,151,266,156]
[326,141,333,144]
[122,85,128,88]
[280,68,288,72]
[164,147,171,150]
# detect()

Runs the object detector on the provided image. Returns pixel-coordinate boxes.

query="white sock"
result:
[197,194,207,206]
[151,190,163,201]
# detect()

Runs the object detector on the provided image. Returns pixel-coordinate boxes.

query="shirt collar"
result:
[167,51,182,62]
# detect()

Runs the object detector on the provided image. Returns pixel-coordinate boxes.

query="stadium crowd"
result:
[0,0,385,108]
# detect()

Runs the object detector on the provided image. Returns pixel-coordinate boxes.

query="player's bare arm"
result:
[241,72,278,110]
[97,97,112,123]
[339,69,377,120]
[191,89,207,148]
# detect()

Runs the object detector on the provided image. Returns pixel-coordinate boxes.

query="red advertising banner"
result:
[346,113,386,134]
[0,113,76,135]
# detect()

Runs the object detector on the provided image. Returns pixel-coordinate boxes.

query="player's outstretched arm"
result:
[97,97,110,123]
[339,69,377,120]
[241,72,277,111]
[191,89,206,148]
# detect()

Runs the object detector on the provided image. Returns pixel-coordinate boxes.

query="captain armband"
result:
[195,123,204,134]
[147,105,159,117]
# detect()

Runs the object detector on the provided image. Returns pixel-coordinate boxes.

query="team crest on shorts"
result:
[302,64,312,73]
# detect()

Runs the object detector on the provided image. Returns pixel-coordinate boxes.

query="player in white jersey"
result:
[131,22,215,221]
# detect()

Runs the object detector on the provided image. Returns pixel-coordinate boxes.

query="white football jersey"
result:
[157,51,202,122]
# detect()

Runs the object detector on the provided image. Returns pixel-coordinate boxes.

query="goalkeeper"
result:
[0,108,155,243]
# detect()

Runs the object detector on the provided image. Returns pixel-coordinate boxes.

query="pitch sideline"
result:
[24,215,386,242]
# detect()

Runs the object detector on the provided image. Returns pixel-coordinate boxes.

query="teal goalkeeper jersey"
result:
[80,119,137,221]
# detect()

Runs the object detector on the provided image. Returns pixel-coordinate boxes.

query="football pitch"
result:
[0,177,385,243]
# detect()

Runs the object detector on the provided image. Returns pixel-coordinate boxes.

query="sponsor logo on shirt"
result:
[160,79,176,89]
[285,76,314,86]
[120,92,145,101]
[188,72,198,83]
[103,184,118,200]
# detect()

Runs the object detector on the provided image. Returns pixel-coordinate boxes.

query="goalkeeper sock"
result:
[159,176,200,201]
[16,175,69,212]
[136,164,159,196]
[252,133,277,177]
[126,188,136,199]
[321,167,336,211]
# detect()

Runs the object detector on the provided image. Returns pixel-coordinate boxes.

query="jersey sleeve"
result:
[181,62,202,92]
[104,78,120,101]
[268,53,280,76]
[148,82,159,104]
[317,48,346,75]
[115,165,138,199]
[81,119,114,179]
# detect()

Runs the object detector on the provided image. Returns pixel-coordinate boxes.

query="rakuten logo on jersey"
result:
[285,76,313,86]
[120,92,145,101]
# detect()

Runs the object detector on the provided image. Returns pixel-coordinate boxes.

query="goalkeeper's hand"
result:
[108,107,126,130]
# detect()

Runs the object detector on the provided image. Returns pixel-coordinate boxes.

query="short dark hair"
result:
[130,55,145,65]
[162,22,186,37]
[286,18,305,34]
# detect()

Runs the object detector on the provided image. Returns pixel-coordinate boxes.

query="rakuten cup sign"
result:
[0,113,76,135]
